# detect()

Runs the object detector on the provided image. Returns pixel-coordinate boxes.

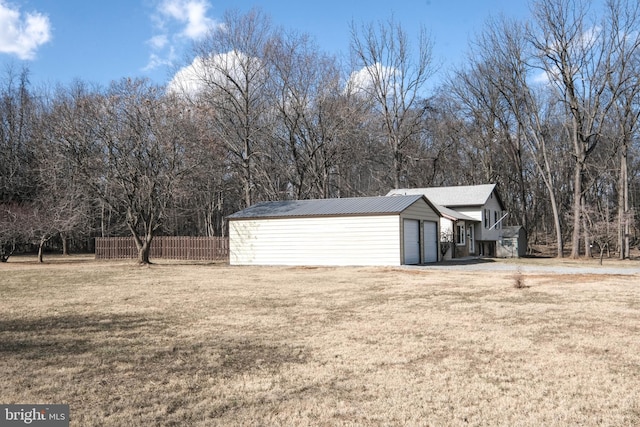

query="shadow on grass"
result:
[0,313,163,359]
[0,313,308,378]
[0,313,160,333]
[217,338,307,376]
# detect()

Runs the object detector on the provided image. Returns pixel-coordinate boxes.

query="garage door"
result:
[403,219,420,264]
[423,221,438,263]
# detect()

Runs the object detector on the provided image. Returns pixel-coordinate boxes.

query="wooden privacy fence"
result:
[95,236,229,261]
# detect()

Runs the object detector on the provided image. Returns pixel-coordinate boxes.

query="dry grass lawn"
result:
[1,255,640,426]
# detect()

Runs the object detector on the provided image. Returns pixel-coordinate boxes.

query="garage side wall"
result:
[229,215,401,266]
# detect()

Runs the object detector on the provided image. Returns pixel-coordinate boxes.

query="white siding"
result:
[455,208,482,222]
[230,215,401,266]
[400,198,440,222]
[454,194,503,242]
[475,193,504,241]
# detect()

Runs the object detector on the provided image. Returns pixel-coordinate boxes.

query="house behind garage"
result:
[228,195,440,266]
[387,184,507,257]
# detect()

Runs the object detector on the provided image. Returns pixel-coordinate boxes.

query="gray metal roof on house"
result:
[386,184,500,208]
[228,195,428,220]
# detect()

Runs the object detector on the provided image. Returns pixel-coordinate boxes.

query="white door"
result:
[423,221,438,263]
[403,219,420,264]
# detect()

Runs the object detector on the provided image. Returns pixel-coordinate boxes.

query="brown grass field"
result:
[1,255,640,426]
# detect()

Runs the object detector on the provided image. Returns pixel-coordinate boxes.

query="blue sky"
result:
[0,0,531,89]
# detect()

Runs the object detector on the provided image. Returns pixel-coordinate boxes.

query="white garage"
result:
[228,195,441,266]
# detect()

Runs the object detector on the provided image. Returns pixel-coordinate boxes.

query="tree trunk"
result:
[1,242,15,262]
[61,233,69,256]
[392,137,401,189]
[243,134,252,208]
[129,222,154,265]
[599,242,607,265]
[38,238,46,263]
[539,148,564,258]
[582,195,592,258]
[137,240,151,264]
[135,231,153,264]
[619,145,629,259]
[570,155,584,258]
[549,191,564,258]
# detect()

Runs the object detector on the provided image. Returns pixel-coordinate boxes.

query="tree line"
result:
[1,0,639,263]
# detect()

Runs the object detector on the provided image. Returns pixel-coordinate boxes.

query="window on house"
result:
[456,224,465,245]
[494,211,499,229]
[484,209,489,228]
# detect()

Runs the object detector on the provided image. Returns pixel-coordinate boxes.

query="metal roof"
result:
[228,195,427,220]
[386,184,500,208]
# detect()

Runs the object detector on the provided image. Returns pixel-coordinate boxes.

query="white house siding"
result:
[400,199,440,223]
[480,192,504,241]
[230,215,401,266]
[457,197,504,242]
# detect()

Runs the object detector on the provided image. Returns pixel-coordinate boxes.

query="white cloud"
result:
[159,0,213,40]
[148,34,168,50]
[346,63,399,96]
[0,0,51,60]
[530,25,605,87]
[531,70,551,85]
[167,50,258,99]
[167,55,206,97]
[143,52,174,72]
[145,0,218,72]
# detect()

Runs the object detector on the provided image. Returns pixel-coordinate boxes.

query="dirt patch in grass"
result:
[1,256,640,425]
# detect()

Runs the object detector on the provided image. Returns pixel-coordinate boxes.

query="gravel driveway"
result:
[409,258,640,276]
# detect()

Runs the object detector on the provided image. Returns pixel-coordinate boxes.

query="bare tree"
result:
[0,66,36,260]
[173,104,233,237]
[584,203,617,264]
[177,8,274,208]
[267,30,351,199]
[463,17,567,257]
[0,65,36,203]
[50,79,193,264]
[349,16,436,189]
[448,56,532,230]
[529,0,617,257]
[0,203,23,261]
[0,201,60,263]
[32,115,95,259]
[603,0,640,259]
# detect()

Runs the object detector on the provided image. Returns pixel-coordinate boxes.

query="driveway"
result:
[410,257,640,276]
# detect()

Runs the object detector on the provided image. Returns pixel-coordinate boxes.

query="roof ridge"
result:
[228,194,427,219]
